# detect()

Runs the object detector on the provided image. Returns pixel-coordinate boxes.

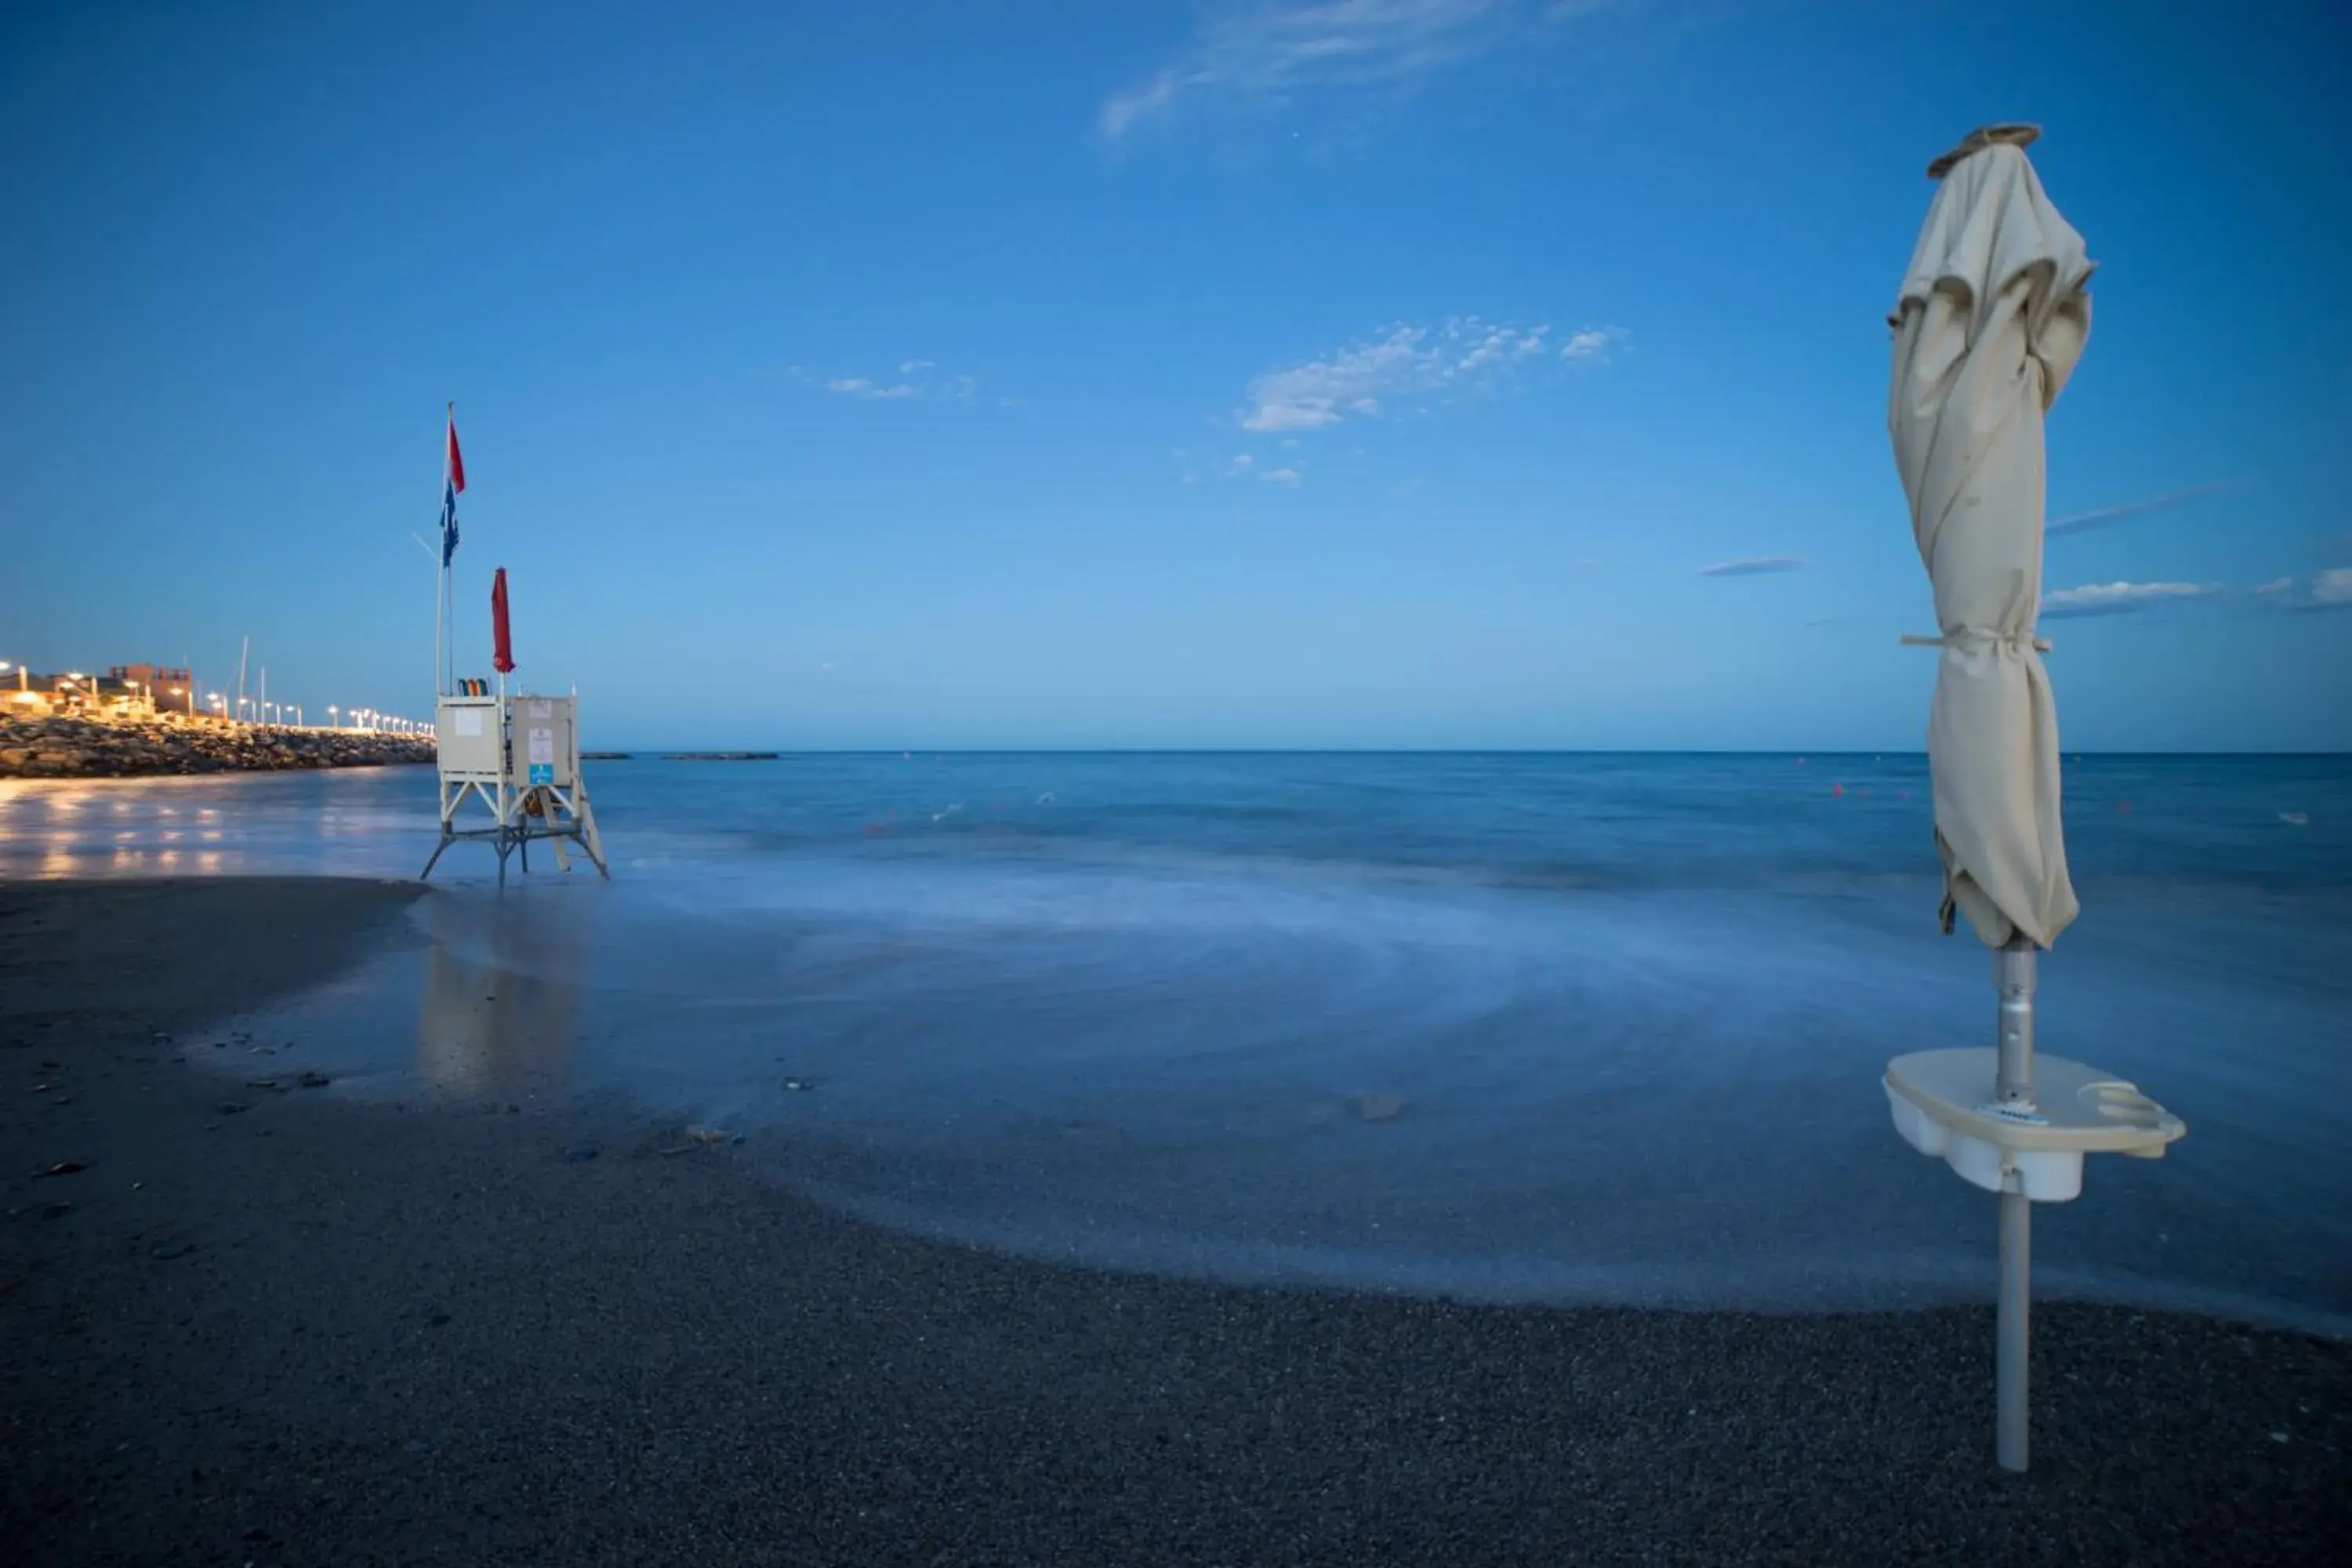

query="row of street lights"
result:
[322,704,430,736]
[202,694,428,735]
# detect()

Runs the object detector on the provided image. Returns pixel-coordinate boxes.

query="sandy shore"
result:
[1,879,2344,1566]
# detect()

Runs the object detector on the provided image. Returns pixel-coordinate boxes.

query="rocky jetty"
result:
[0,713,435,779]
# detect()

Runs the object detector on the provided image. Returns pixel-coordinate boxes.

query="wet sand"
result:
[1,877,2345,1566]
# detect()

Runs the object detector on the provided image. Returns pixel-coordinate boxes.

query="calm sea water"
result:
[4,753,2347,1328]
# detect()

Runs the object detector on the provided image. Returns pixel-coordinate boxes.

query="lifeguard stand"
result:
[419,691,608,883]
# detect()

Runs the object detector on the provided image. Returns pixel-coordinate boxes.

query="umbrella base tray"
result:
[1884,1048,2184,1202]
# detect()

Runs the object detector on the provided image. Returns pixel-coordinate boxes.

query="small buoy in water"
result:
[1832,782,1844,797]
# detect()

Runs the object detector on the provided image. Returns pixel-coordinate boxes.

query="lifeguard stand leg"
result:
[575,781,610,878]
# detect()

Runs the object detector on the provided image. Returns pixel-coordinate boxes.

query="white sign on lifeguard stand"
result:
[419,691,608,883]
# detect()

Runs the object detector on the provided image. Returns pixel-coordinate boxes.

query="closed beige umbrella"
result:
[1881,127,2183,1475]
[1889,122,2092,951]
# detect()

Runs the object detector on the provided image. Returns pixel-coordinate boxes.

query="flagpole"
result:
[438,401,452,698]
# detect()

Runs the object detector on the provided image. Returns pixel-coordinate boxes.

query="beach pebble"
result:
[562,1143,599,1163]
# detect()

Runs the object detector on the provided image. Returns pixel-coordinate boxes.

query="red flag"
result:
[490,568,514,674]
[447,410,466,495]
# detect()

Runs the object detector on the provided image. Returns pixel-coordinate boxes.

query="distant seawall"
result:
[0,715,435,779]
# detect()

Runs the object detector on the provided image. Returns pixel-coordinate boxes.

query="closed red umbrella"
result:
[491,568,515,675]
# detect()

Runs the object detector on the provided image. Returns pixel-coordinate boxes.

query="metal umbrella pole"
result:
[1994,935,2036,1472]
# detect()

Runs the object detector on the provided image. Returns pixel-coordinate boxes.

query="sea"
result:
[4,752,2346,1331]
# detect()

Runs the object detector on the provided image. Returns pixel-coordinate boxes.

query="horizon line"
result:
[577,746,2352,758]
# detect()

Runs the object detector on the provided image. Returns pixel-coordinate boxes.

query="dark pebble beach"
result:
[2,878,2344,1566]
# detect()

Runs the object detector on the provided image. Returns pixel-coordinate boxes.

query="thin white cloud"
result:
[828,377,917,400]
[1237,316,1612,433]
[2255,568,2352,612]
[2040,580,2220,619]
[1559,325,1626,362]
[2047,482,2225,537]
[1261,466,1304,487]
[1699,557,1806,577]
[808,361,981,403]
[1099,0,1625,143]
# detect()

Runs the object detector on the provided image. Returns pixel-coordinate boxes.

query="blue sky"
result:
[2,0,2347,750]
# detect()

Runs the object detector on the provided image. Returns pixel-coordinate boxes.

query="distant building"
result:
[0,664,198,718]
[108,664,194,710]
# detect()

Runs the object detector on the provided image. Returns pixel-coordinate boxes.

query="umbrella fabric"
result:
[1889,126,2094,949]
[491,568,516,675]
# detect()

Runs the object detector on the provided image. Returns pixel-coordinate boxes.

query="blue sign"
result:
[528,763,554,785]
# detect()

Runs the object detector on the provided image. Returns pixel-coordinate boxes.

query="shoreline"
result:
[0,714,434,779]
[2,877,2345,1564]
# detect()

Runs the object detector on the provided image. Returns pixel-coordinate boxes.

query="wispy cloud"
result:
[2252,568,2352,612]
[1261,466,1304,487]
[827,376,917,401]
[1099,0,1624,143]
[2040,580,2220,619]
[1559,325,1627,361]
[1699,557,1806,577]
[2047,483,2225,538]
[789,361,981,403]
[1237,317,1610,433]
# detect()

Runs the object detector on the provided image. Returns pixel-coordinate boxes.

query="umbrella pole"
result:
[1998,1187,2031,1470]
[1995,935,2038,1472]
